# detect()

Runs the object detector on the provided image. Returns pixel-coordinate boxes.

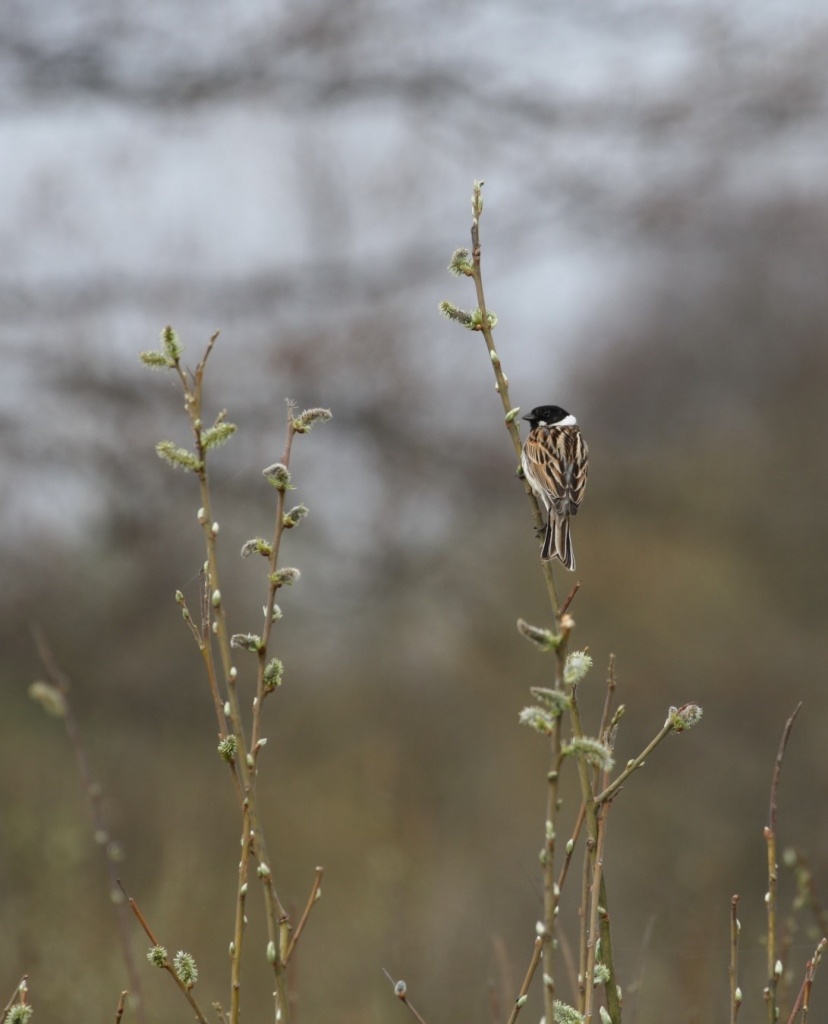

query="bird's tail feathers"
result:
[541,519,555,561]
[541,515,576,571]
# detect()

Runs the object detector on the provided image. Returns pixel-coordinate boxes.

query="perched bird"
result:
[521,405,589,570]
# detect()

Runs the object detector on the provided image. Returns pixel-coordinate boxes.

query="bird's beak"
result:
[522,413,532,421]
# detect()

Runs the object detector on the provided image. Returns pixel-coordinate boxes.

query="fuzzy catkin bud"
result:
[147,945,168,967]
[263,462,291,490]
[160,325,182,361]
[29,680,67,718]
[230,633,263,653]
[269,567,300,588]
[438,300,474,327]
[173,950,198,988]
[447,247,473,276]
[263,658,284,691]
[202,422,237,449]
[668,703,704,732]
[472,180,484,216]
[593,963,610,985]
[218,735,237,763]
[517,618,561,652]
[566,737,615,772]
[7,1007,34,1024]
[293,408,332,433]
[139,349,173,369]
[283,504,309,528]
[552,1000,584,1024]
[470,307,498,330]
[563,651,593,686]
[529,687,570,714]
[519,706,557,735]
[156,441,202,473]
[241,538,272,558]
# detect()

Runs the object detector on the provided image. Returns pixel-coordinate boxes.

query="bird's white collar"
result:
[539,413,577,427]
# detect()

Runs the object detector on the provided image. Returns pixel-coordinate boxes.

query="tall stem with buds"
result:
[140,328,330,1024]
[441,183,704,1024]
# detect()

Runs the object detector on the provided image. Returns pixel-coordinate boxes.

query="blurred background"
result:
[3,0,828,1021]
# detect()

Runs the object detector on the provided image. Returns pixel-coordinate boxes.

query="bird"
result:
[520,405,589,570]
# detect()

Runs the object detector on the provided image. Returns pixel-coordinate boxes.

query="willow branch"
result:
[765,703,802,1024]
[114,991,128,1024]
[583,805,610,1023]
[30,627,147,1024]
[171,336,292,1022]
[505,938,544,1024]
[383,971,429,1024]
[120,882,210,1024]
[466,184,560,622]
[730,895,741,1024]
[286,866,324,962]
[786,938,826,1024]
[594,719,675,806]
[2,977,28,1024]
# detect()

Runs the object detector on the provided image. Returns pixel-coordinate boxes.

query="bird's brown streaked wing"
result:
[524,428,567,497]
[568,433,588,514]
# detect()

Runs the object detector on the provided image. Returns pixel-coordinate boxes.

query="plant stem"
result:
[121,883,210,1024]
[31,627,147,1024]
[594,721,675,806]
[765,704,802,1024]
[584,804,610,1023]
[730,895,740,1024]
[468,190,560,623]
[230,819,251,1024]
[175,339,291,1024]
[568,688,622,1022]
[505,938,544,1024]
[286,867,324,961]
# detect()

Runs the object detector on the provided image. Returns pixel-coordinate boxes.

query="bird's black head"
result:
[523,405,571,428]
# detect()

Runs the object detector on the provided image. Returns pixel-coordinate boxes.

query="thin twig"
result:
[584,804,610,1023]
[786,938,827,1024]
[541,725,564,1016]
[597,655,617,744]
[505,937,544,1024]
[30,626,147,1024]
[172,336,293,1023]
[285,866,324,961]
[594,719,675,806]
[467,184,560,622]
[230,818,251,1024]
[557,802,586,896]
[578,834,592,1013]
[198,569,230,738]
[730,895,741,1024]
[119,881,210,1024]
[383,971,430,1024]
[2,976,28,1023]
[559,581,581,619]
[765,703,803,1024]
[114,990,128,1024]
